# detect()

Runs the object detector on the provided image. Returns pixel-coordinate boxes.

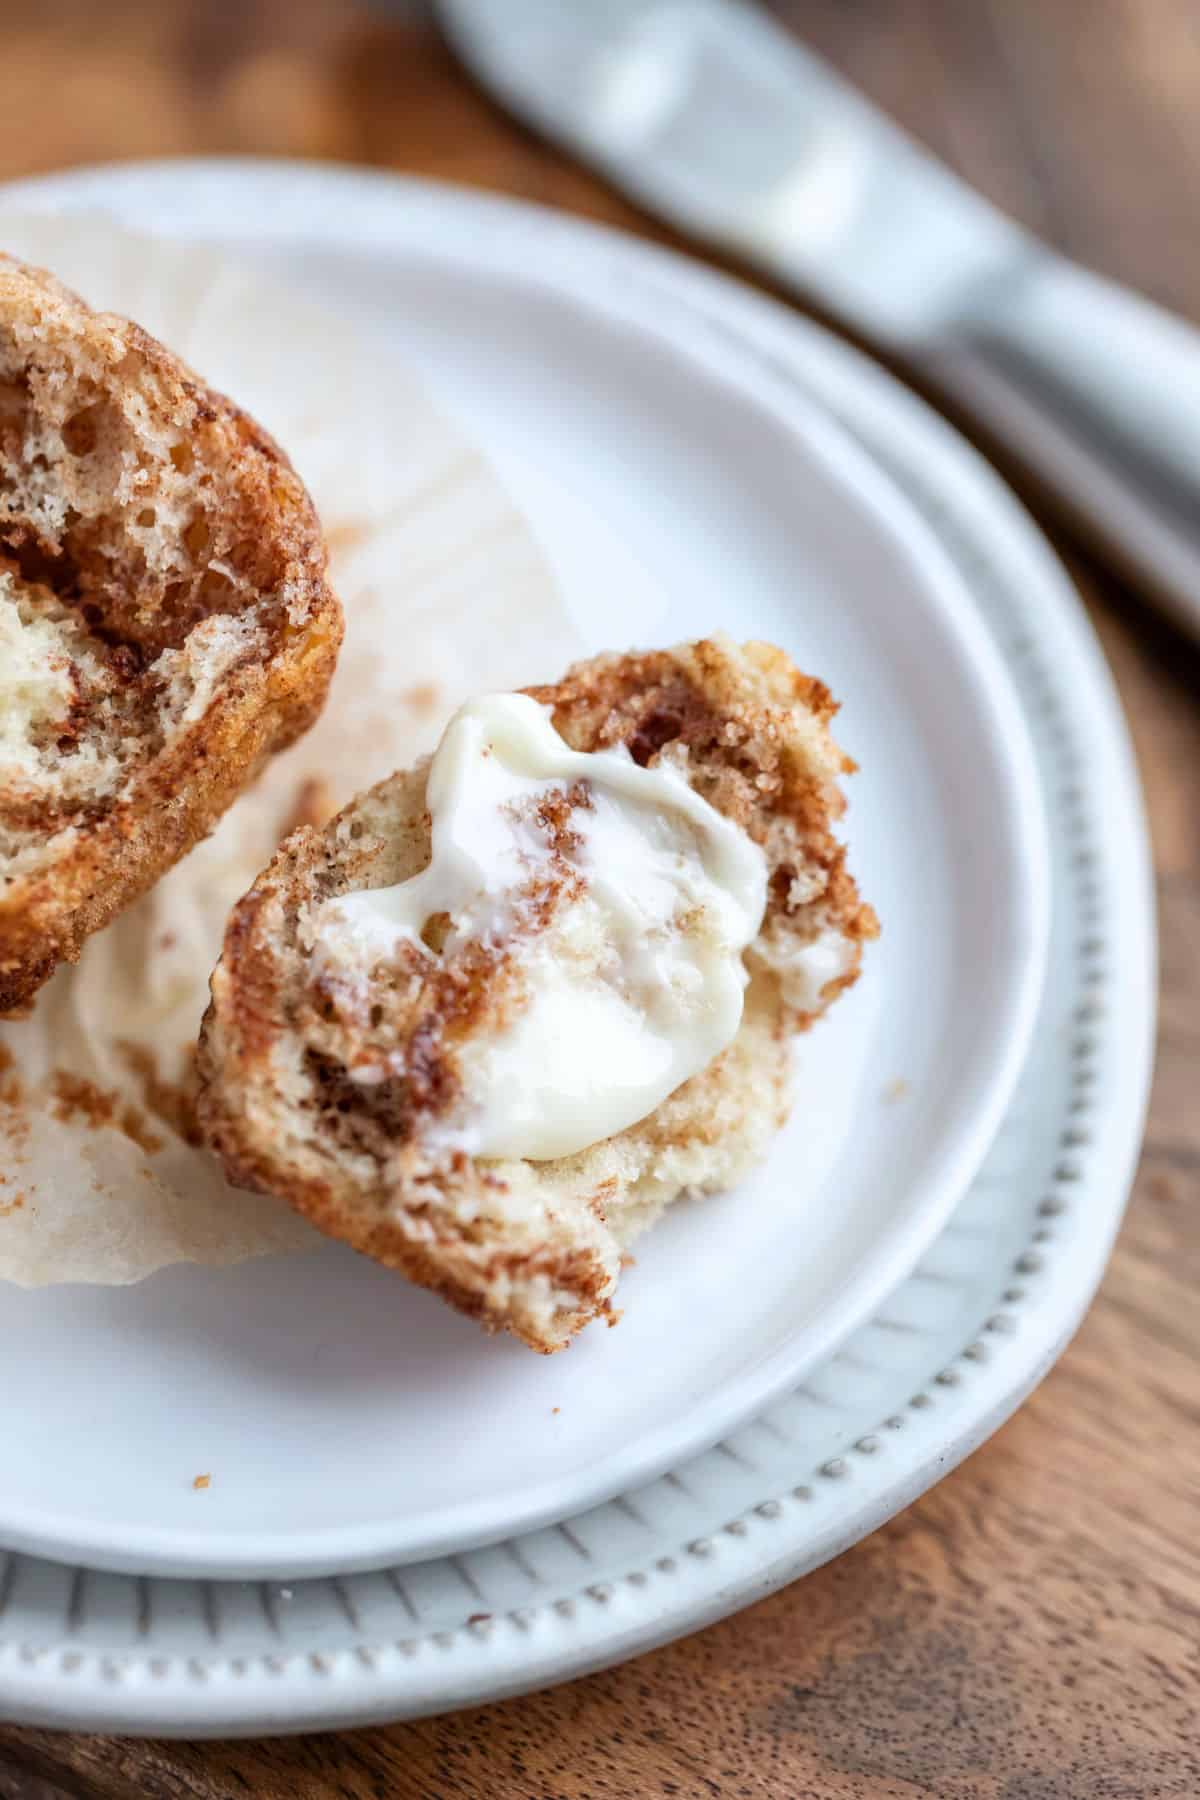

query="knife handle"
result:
[918,253,1200,641]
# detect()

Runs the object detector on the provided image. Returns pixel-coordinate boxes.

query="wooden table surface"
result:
[1,2,1198,1795]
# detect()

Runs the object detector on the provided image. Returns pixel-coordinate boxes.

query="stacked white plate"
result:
[0,163,1153,1737]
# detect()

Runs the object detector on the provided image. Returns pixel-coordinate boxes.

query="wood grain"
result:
[1,3,1198,1796]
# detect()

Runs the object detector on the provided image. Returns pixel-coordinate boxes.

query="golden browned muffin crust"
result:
[0,252,342,1012]
[197,637,877,1352]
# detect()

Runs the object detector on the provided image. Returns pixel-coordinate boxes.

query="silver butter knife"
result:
[438,0,1200,641]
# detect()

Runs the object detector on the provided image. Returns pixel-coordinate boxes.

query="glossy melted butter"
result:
[317,693,768,1160]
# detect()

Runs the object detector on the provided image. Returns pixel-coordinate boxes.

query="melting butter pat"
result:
[318,692,768,1161]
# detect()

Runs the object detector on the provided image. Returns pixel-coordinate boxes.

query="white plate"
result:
[0,165,1049,1581]
[0,163,1152,1738]
[0,165,1050,1576]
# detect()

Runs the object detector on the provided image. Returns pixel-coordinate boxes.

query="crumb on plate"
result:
[402,681,440,713]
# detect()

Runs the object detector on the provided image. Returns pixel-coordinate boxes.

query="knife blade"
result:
[438,0,1200,642]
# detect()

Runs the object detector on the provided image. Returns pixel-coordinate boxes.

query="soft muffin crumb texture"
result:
[0,252,341,1009]
[198,637,877,1352]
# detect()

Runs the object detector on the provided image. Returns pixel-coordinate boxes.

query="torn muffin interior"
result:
[0,314,291,660]
[0,297,272,882]
[198,638,878,1352]
[0,251,337,994]
[0,569,135,785]
[0,562,261,880]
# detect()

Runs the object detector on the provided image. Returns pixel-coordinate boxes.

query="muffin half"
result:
[198,638,876,1351]
[0,252,342,1011]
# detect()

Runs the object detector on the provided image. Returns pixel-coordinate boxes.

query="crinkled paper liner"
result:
[0,209,582,1284]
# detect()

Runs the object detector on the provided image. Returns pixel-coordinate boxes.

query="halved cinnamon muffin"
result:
[198,638,877,1351]
[0,252,342,1011]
